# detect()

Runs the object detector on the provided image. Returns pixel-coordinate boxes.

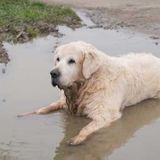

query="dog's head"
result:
[50,41,102,89]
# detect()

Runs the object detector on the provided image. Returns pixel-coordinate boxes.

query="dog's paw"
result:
[67,135,86,146]
[17,111,36,117]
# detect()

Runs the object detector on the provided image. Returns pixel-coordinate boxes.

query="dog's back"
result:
[120,53,160,106]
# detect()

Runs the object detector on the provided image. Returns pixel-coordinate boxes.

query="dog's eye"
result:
[56,57,60,62]
[68,59,76,64]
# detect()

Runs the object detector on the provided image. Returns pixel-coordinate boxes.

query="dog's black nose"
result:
[50,69,60,79]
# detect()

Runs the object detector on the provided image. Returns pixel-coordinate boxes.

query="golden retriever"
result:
[20,41,160,145]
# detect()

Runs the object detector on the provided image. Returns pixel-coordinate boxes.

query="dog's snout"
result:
[50,69,60,79]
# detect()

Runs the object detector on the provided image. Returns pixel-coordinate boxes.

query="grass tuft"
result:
[0,0,81,42]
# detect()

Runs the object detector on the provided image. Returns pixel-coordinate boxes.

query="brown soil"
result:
[38,0,160,37]
[0,44,9,64]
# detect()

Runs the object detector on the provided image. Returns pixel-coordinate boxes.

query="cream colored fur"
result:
[24,41,160,145]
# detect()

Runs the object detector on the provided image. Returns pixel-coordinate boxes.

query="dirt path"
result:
[39,0,160,38]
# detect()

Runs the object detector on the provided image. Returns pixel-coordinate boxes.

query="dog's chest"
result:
[64,83,86,115]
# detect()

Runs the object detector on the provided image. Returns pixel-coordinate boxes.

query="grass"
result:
[0,0,81,42]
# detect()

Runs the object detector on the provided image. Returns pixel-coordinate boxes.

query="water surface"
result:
[0,13,160,160]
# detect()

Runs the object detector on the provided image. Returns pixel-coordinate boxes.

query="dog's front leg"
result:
[35,101,65,114]
[17,101,65,117]
[67,116,113,146]
[67,108,122,146]
[18,91,66,117]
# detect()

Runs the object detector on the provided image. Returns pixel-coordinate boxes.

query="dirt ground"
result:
[0,43,9,64]
[40,0,160,38]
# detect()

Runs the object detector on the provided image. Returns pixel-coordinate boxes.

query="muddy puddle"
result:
[0,12,160,160]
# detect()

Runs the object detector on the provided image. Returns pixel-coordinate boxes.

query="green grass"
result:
[0,0,81,42]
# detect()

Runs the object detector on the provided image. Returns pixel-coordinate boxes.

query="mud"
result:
[0,43,9,64]
[86,6,160,37]
[39,0,160,37]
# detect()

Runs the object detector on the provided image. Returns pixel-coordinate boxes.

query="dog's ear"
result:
[82,45,101,79]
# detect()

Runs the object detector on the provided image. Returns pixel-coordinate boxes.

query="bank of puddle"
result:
[0,11,160,160]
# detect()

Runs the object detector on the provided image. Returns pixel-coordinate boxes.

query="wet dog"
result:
[19,41,160,145]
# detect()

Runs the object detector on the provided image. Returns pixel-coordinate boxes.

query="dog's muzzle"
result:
[50,69,61,87]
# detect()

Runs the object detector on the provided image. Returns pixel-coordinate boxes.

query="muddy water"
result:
[1,13,160,160]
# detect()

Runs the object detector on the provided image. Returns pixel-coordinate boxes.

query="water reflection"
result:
[54,99,160,160]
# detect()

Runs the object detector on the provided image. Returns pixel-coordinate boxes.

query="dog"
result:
[20,41,160,145]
